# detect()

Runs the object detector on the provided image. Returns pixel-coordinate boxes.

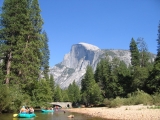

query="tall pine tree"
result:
[41,30,50,79]
[0,0,44,85]
[68,80,81,104]
[137,37,150,67]
[94,58,110,98]
[0,0,33,84]
[146,21,160,93]
[23,0,43,83]
[117,61,132,97]
[81,65,102,105]
[49,74,55,101]
[54,85,63,102]
[130,38,140,67]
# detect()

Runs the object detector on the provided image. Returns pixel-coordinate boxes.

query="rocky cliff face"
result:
[48,42,155,89]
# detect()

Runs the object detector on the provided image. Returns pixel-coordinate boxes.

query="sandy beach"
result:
[65,105,160,120]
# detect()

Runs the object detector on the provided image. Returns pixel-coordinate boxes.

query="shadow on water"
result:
[0,110,113,120]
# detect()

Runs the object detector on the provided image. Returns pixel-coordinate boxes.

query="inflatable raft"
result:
[18,113,36,118]
[41,109,54,113]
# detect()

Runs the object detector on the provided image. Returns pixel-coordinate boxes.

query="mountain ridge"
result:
[49,42,156,89]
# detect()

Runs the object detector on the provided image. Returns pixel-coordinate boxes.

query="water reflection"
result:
[13,118,35,120]
[1,110,110,120]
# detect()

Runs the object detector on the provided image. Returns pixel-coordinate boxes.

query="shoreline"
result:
[64,105,160,120]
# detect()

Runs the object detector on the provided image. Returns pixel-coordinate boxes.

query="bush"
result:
[128,90,153,105]
[109,97,124,108]
[0,84,11,113]
[103,98,111,107]
[152,93,160,106]
[102,90,158,108]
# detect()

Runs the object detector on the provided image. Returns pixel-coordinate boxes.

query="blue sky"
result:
[0,0,160,67]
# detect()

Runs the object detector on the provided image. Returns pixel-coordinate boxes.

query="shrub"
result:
[103,98,111,107]
[152,93,160,106]
[102,90,159,108]
[109,97,124,108]
[126,89,153,105]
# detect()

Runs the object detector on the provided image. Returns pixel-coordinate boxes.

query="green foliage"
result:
[151,93,160,106]
[0,0,53,112]
[126,90,153,105]
[157,21,160,56]
[81,66,95,93]
[132,66,149,91]
[137,37,150,67]
[68,80,81,103]
[0,84,12,113]
[146,57,160,93]
[103,98,111,106]
[128,38,152,93]
[81,66,102,105]
[49,74,55,100]
[130,38,140,67]
[0,84,32,112]
[61,89,69,102]
[0,0,159,112]
[107,58,124,98]
[95,57,131,98]
[0,0,44,85]
[0,0,32,83]
[32,79,52,107]
[54,85,63,102]
[67,84,74,102]
[41,31,50,79]
[102,90,160,108]
[146,22,160,94]
[90,83,103,104]
[117,61,132,96]
[149,106,160,109]
[109,97,124,108]
[94,58,110,98]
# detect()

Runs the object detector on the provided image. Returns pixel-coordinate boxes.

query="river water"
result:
[0,110,110,120]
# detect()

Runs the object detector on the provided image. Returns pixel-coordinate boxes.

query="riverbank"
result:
[64,105,160,120]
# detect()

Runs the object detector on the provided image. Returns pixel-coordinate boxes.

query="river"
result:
[0,110,110,120]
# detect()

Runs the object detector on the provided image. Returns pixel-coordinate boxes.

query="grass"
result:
[148,106,160,109]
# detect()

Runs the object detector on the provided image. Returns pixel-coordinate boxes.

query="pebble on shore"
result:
[64,105,160,120]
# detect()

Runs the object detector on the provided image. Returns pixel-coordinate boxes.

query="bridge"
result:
[50,102,72,108]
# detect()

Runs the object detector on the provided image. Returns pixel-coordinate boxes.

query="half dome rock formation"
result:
[48,42,155,89]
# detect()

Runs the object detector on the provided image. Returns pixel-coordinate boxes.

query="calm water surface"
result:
[0,110,111,120]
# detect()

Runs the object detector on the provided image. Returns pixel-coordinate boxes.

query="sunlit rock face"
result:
[61,42,100,69]
[48,42,155,89]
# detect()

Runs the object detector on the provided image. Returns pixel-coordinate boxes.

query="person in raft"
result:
[20,106,26,114]
[25,107,29,113]
[29,107,34,114]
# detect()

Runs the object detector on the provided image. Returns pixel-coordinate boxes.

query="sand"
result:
[64,105,160,120]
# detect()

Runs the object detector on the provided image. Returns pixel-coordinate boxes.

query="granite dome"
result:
[79,42,99,51]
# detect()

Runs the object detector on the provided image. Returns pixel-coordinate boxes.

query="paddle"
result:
[13,114,18,117]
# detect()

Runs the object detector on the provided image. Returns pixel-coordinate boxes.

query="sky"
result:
[0,0,160,67]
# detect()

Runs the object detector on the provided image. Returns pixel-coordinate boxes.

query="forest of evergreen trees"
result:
[0,0,160,113]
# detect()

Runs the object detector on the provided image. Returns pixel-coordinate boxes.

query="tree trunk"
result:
[5,52,12,84]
